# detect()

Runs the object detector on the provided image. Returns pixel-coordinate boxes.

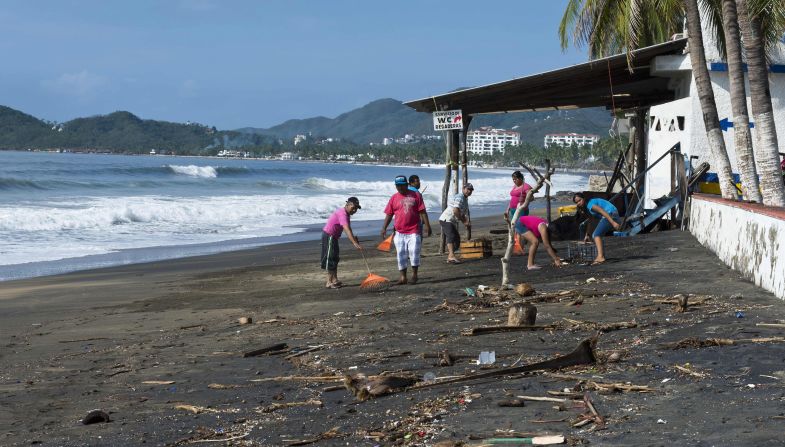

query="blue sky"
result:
[0,0,588,129]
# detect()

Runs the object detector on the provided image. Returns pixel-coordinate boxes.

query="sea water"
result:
[0,151,589,281]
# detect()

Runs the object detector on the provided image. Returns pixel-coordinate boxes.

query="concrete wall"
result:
[689,194,785,300]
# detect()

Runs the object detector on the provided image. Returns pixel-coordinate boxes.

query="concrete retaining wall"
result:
[689,194,785,300]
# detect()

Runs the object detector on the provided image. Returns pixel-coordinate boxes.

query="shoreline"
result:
[0,201,570,283]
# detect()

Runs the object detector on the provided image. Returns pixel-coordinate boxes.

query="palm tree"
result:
[684,0,738,199]
[559,0,683,63]
[736,0,785,206]
[560,0,751,200]
[720,0,762,202]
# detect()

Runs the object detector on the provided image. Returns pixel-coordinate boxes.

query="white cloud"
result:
[41,70,107,100]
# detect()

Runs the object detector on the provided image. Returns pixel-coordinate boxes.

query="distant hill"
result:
[0,99,612,152]
[0,107,276,153]
[239,98,612,145]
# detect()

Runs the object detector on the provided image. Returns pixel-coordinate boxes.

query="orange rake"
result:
[359,249,391,291]
[376,233,394,252]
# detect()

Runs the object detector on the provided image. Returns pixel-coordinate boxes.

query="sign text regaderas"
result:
[432,110,463,131]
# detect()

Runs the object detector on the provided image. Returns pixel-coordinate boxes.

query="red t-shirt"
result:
[384,190,425,234]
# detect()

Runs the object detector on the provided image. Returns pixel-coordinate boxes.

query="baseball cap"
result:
[394,175,408,185]
[464,183,474,190]
[347,197,361,209]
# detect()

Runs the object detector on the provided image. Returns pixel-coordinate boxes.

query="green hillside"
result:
[0,99,611,153]
[242,98,612,145]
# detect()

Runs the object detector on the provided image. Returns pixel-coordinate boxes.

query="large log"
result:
[413,337,597,389]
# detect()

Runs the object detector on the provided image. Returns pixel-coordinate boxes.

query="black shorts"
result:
[440,220,460,246]
[320,232,339,271]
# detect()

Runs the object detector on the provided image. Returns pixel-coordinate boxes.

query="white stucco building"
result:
[644,28,785,209]
[543,133,600,148]
[467,126,520,155]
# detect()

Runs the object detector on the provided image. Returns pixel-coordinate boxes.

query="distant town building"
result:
[382,138,394,146]
[467,127,520,155]
[544,133,600,148]
[279,152,296,160]
[294,134,307,146]
[217,150,250,158]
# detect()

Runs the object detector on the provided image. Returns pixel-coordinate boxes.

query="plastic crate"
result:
[567,242,597,263]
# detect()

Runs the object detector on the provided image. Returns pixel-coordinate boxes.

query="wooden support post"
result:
[634,109,647,197]
[440,127,453,255]
[545,159,552,223]
[450,130,460,195]
[460,116,473,239]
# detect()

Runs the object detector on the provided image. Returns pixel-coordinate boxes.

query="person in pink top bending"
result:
[321,197,363,289]
[514,203,562,270]
[381,175,431,285]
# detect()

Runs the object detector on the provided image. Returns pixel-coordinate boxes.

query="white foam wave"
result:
[167,165,217,178]
[0,171,589,267]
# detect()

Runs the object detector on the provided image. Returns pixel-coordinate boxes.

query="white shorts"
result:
[394,232,421,271]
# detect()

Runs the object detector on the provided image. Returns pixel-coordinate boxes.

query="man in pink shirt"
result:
[321,197,363,289]
[381,175,431,285]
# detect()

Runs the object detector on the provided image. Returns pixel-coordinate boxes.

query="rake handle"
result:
[359,247,372,275]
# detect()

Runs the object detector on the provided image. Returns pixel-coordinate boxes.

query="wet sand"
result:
[2,215,785,446]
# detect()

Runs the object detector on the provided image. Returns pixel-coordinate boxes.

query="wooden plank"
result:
[460,253,490,260]
[460,241,490,249]
[458,247,492,254]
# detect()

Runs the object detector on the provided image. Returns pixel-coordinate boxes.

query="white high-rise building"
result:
[544,133,600,148]
[466,127,520,155]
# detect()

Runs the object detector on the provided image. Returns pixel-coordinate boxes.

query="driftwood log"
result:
[242,343,288,358]
[508,303,537,326]
[462,324,557,336]
[412,337,597,389]
[343,374,418,401]
[661,336,785,350]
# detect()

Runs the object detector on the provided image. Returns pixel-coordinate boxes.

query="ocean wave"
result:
[166,165,218,178]
[0,177,47,190]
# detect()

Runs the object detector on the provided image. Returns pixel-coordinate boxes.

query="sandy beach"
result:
[2,215,785,446]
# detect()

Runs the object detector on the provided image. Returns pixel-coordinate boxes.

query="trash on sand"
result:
[238,316,252,325]
[141,380,175,385]
[661,378,671,383]
[735,311,745,318]
[465,287,476,297]
[422,372,436,383]
[478,351,496,365]
[586,277,597,284]
[81,409,111,425]
[657,418,667,424]
[477,285,489,291]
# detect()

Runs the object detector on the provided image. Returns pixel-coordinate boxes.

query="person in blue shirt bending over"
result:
[573,192,621,265]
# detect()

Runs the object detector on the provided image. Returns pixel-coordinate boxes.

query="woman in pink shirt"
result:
[514,205,562,270]
[504,170,532,251]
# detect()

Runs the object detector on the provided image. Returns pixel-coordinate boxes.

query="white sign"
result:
[432,110,464,131]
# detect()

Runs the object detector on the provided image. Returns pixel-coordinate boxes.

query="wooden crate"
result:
[459,239,492,260]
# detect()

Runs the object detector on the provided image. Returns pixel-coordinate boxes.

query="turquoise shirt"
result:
[586,198,618,218]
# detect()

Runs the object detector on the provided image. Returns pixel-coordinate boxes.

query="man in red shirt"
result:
[381,175,431,285]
